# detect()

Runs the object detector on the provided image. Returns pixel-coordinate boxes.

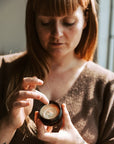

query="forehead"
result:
[34,0,80,16]
[37,6,84,20]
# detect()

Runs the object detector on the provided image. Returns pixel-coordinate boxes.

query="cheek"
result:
[37,27,50,47]
[65,27,83,49]
[67,27,83,43]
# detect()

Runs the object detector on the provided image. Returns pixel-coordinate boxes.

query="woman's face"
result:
[36,6,86,58]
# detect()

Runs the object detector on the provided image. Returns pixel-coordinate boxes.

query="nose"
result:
[51,21,63,38]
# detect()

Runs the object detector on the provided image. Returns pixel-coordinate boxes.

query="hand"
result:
[6,76,49,130]
[34,103,87,144]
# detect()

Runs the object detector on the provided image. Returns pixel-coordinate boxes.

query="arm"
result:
[0,116,16,144]
[0,77,49,144]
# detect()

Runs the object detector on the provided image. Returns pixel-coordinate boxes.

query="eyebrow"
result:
[37,15,78,20]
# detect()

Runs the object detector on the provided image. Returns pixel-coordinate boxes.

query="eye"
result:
[38,18,52,26]
[63,22,75,26]
[41,21,51,26]
[63,17,76,26]
[37,16,52,26]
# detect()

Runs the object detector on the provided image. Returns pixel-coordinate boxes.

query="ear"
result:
[83,10,89,29]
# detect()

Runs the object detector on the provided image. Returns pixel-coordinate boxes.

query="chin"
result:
[49,48,67,57]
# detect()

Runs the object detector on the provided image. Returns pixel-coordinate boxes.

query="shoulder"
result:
[0,51,28,80]
[86,61,114,82]
[0,52,27,71]
[0,51,27,66]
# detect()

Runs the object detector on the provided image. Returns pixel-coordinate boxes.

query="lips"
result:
[49,42,64,46]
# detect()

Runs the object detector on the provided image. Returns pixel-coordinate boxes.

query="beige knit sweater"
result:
[0,53,114,144]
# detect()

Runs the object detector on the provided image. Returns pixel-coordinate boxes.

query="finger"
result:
[42,132,58,143]
[35,117,58,143]
[34,111,38,124]
[34,111,53,133]
[22,77,43,90]
[36,118,47,138]
[13,100,30,109]
[47,126,53,133]
[25,85,36,91]
[61,103,72,129]
[17,90,49,104]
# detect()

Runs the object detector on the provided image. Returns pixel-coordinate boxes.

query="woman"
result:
[0,0,114,144]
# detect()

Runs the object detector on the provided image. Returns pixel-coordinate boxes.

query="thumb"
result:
[34,111,53,139]
[61,103,73,129]
[34,111,46,134]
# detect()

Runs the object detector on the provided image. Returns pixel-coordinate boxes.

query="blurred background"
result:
[0,0,114,72]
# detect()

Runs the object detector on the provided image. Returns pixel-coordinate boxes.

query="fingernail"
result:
[62,103,66,107]
[38,79,44,84]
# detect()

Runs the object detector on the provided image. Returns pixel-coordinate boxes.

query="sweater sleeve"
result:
[0,53,26,119]
[0,56,3,101]
[0,56,5,118]
[97,79,114,144]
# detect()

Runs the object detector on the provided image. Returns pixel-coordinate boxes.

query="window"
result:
[98,0,114,72]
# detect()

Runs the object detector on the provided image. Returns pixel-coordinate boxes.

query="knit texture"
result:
[0,53,114,144]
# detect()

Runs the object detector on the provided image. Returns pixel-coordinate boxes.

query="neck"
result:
[48,52,86,73]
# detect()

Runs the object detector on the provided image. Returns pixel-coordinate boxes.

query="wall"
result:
[0,0,26,55]
[0,0,114,71]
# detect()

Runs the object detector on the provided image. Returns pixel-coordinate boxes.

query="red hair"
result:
[26,0,98,78]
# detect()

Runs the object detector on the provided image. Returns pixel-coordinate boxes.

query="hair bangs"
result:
[34,0,79,16]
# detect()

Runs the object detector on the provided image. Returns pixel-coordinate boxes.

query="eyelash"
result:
[41,21,75,27]
[63,22,75,26]
[41,22,50,26]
